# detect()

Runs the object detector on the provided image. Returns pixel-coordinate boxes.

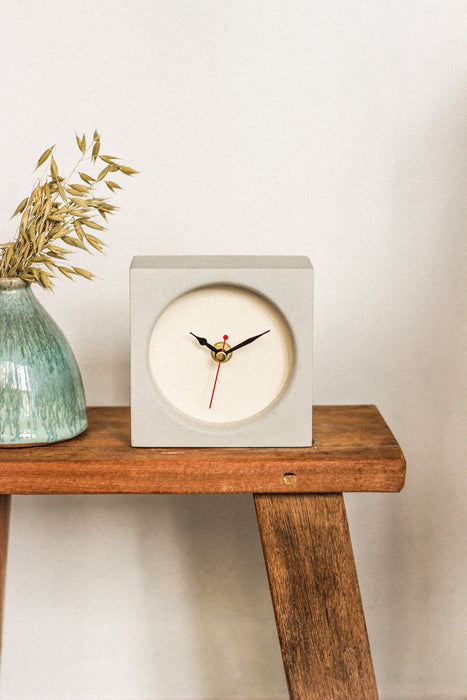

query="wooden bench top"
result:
[0,405,405,494]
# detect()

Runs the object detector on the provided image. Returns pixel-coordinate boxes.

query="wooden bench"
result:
[0,404,405,698]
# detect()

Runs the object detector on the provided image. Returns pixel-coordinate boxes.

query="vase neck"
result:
[0,278,30,291]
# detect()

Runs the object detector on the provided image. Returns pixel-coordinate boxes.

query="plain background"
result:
[0,1,466,698]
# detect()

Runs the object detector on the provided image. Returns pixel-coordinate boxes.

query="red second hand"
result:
[209,335,228,409]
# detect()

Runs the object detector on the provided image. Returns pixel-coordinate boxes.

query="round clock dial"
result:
[148,285,294,425]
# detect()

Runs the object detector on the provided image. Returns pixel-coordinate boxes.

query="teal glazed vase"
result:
[0,278,87,445]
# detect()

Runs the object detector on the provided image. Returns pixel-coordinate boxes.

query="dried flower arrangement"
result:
[0,131,137,290]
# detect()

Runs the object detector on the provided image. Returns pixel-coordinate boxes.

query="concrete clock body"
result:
[130,256,313,447]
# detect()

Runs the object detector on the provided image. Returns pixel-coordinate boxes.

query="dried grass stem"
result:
[0,131,137,290]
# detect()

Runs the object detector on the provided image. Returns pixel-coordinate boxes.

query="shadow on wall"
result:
[347,90,467,697]
[7,493,288,698]
[132,493,288,698]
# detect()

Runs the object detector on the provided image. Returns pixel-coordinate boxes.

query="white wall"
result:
[1,1,466,698]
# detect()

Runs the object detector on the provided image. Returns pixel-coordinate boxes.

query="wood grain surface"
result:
[0,405,405,494]
[0,495,10,655]
[255,492,379,699]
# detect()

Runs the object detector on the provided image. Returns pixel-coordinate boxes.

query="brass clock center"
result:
[211,341,232,363]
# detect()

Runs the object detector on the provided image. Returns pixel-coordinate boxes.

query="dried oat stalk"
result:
[0,130,137,290]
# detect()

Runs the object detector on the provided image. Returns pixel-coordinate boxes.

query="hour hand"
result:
[225,330,270,355]
[190,332,218,354]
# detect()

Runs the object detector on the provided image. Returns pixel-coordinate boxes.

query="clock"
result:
[130,256,313,447]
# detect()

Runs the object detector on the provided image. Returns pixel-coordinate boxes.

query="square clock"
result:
[130,256,313,447]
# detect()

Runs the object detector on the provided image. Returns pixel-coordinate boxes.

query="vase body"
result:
[0,278,87,445]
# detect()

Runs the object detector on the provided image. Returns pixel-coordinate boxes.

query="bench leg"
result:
[254,493,378,699]
[0,495,11,658]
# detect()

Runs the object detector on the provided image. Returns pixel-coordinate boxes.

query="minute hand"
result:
[225,330,270,355]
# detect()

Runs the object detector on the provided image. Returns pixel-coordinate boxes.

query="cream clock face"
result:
[148,285,294,425]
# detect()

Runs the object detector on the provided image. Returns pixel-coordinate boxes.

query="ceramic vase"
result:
[0,278,87,445]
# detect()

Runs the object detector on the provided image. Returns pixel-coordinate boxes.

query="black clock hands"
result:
[225,330,270,355]
[191,330,270,358]
[190,332,218,354]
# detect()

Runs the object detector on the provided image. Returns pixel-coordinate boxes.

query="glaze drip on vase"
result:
[0,278,87,445]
